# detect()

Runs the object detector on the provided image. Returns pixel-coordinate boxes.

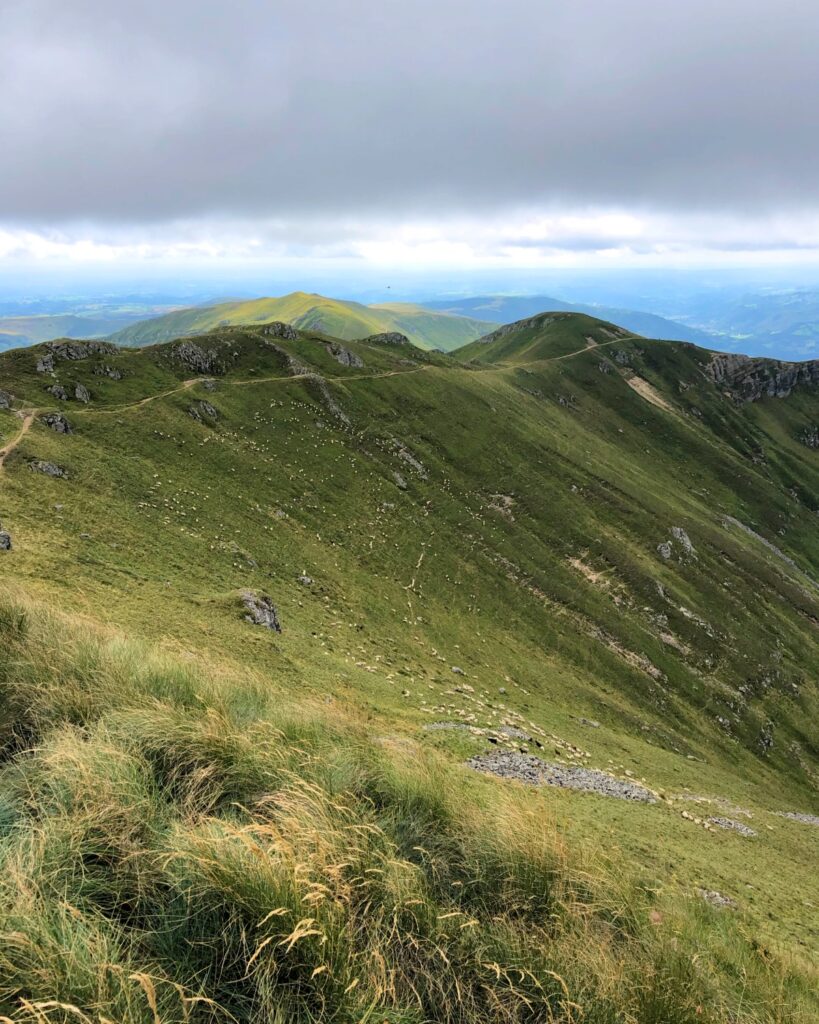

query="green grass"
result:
[0,314,817,1020]
[107,292,496,352]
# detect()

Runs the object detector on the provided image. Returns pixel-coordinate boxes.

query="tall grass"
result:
[0,593,815,1023]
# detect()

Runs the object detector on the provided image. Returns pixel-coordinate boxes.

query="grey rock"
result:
[74,383,91,404]
[613,349,631,366]
[392,471,408,490]
[468,751,657,802]
[0,389,14,409]
[776,811,819,826]
[36,354,55,373]
[188,400,219,423]
[46,384,68,401]
[45,340,115,361]
[260,321,298,340]
[799,426,819,449]
[671,526,696,558]
[578,717,601,728]
[657,541,673,560]
[303,374,351,426]
[0,530,11,550]
[297,574,314,586]
[324,342,364,368]
[241,591,281,632]
[172,341,225,375]
[707,817,757,837]
[201,378,218,391]
[93,364,123,380]
[706,352,819,402]
[41,412,72,434]
[29,460,67,478]
[363,331,411,346]
[451,666,465,675]
[698,888,736,909]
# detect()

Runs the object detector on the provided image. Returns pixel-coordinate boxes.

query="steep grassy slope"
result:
[108,292,495,351]
[0,315,817,1021]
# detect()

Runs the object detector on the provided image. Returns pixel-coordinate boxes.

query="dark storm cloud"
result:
[1,0,818,227]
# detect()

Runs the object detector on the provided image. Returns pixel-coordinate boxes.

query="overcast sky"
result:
[2,0,819,269]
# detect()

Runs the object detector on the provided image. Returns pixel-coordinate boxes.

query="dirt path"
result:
[80,364,430,417]
[0,411,36,471]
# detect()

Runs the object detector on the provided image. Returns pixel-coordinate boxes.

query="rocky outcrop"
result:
[362,332,410,346]
[36,354,55,373]
[800,425,819,448]
[0,524,11,550]
[46,384,68,401]
[260,321,298,340]
[303,374,351,426]
[171,341,228,375]
[0,389,14,409]
[187,400,219,423]
[706,352,819,402]
[468,751,657,802]
[74,384,91,404]
[29,460,67,478]
[324,342,364,368]
[41,412,72,434]
[93,364,123,380]
[241,591,281,631]
[45,340,116,361]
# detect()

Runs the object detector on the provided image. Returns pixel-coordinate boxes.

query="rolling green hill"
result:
[108,291,496,351]
[0,314,817,1022]
[0,313,141,350]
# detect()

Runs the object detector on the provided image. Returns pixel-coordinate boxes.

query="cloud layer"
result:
[2,0,819,262]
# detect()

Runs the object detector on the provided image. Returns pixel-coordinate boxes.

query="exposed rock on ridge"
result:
[706,352,819,402]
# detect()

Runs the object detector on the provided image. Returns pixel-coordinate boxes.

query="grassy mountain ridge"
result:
[107,292,496,351]
[0,313,817,1020]
[0,313,143,350]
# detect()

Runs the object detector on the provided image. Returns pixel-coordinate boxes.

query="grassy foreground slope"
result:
[109,292,495,351]
[0,315,817,1021]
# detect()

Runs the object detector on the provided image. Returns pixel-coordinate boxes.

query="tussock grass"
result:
[0,593,816,1023]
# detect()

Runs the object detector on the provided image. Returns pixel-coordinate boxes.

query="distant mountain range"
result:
[420,294,719,346]
[0,313,145,350]
[108,292,496,351]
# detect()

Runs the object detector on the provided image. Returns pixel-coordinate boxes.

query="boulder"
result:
[36,354,55,373]
[29,460,67,478]
[188,400,219,422]
[0,529,11,550]
[46,384,68,400]
[0,389,14,409]
[241,591,282,631]
[74,383,91,403]
[324,342,364,368]
[93,364,123,380]
[41,412,72,434]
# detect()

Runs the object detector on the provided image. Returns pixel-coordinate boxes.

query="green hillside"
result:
[108,292,496,351]
[0,315,817,1022]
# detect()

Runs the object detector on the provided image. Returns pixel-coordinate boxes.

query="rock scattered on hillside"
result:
[363,331,410,346]
[303,374,351,426]
[776,811,819,826]
[46,384,68,400]
[0,526,11,550]
[93,364,123,380]
[671,526,696,558]
[41,412,72,434]
[799,425,819,448]
[36,354,55,373]
[0,389,14,408]
[241,591,281,632]
[29,460,67,478]
[657,541,672,560]
[698,889,736,909]
[707,817,757,837]
[261,321,298,340]
[297,573,313,586]
[172,341,226,375]
[324,342,364,368]
[46,340,116,361]
[188,400,219,423]
[468,751,657,802]
[74,383,91,404]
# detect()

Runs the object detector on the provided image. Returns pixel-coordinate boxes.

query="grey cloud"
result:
[1,0,819,227]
